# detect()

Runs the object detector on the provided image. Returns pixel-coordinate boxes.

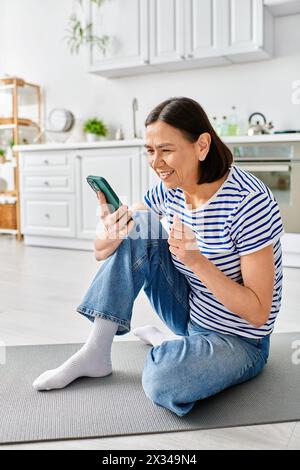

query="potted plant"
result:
[83,118,108,142]
[64,0,110,55]
[0,148,6,164]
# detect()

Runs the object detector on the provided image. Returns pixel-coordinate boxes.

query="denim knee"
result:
[141,353,195,417]
[141,344,190,416]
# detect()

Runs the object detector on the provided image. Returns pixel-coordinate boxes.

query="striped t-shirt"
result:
[143,164,285,339]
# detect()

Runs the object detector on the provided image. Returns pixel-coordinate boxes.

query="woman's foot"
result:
[132,325,181,347]
[33,316,118,391]
[32,343,112,391]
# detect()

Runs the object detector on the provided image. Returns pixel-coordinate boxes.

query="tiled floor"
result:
[0,236,299,449]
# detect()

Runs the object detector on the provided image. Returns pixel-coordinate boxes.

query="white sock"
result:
[33,316,118,391]
[132,325,181,347]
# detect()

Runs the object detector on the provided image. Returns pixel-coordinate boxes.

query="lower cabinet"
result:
[75,147,141,240]
[19,146,143,249]
[21,193,76,238]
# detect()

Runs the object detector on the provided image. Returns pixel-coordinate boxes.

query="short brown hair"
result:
[145,97,233,184]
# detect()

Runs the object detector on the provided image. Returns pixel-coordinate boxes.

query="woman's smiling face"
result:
[145,120,210,190]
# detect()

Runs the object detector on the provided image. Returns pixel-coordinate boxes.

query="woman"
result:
[33,97,284,418]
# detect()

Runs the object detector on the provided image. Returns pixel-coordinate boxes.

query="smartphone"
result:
[86,175,122,213]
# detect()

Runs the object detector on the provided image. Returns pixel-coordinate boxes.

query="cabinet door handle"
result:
[44,159,49,165]
[44,181,49,186]
[187,53,193,59]
[143,59,150,64]
[76,155,82,160]
[44,213,50,218]
[180,55,185,60]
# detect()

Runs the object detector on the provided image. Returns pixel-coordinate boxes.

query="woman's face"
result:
[145,120,210,190]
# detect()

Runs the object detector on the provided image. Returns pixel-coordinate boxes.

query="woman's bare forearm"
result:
[190,255,266,328]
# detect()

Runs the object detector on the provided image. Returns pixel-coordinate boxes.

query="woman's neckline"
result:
[181,165,234,213]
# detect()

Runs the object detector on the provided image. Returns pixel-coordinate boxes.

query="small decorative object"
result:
[48,108,75,132]
[34,108,75,144]
[64,0,110,55]
[115,126,124,140]
[83,117,108,142]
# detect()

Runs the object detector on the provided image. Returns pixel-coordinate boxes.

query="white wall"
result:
[1,0,300,140]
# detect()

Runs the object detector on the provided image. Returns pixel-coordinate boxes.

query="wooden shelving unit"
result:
[0,76,42,239]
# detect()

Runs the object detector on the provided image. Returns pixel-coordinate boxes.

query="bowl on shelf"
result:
[44,129,73,143]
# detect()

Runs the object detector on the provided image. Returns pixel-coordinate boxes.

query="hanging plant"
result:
[64,0,110,55]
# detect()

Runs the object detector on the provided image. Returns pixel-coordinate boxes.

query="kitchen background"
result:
[0,0,300,266]
[1,0,300,450]
[0,0,299,138]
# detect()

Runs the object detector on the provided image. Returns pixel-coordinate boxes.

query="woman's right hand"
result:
[94,191,135,261]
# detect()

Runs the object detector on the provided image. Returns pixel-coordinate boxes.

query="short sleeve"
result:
[230,192,285,256]
[143,181,167,217]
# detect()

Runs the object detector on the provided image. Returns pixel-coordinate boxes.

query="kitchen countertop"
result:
[13,134,300,152]
[13,139,145,152]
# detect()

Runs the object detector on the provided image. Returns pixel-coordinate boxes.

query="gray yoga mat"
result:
[0,332,300,444]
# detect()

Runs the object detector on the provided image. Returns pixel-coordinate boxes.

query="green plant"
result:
[0,148,5,156]
[83,118,108,136]
[64,0,110,55]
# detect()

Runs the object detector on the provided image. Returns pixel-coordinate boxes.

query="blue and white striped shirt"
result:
[143,164,285,339]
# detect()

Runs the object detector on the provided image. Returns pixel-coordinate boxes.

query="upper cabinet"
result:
[183,0,230,68]
[89,0,152,77]
[88,0,274,78]
[149,0,185,66]
[222,0,273,61]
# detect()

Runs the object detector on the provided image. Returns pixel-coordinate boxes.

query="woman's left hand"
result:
[168,215,202,269]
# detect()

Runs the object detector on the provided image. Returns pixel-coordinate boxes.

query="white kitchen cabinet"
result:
[19,150,76,237]
[183,0,230,68]
[75,147,141,239]
[223,0,273,62]
[89,0,156,78]
[22,174,72,193]
[150,0,229,71]
[89,0,273,77]
[19,146,142,248]
[22,152,72,171]
[21,194,76,238]
[149,0,185,66]
[264,0,300,17]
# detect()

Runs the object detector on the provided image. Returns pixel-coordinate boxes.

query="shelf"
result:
[0,117,39,126]
[0,76,38,89]
[0,77,40,90]
[0,191,17,196]
[0,76,41,240]
[0,229,18,235]
[0,122,40,131]
[0,77,25,86]
[0,83,40,99]
[0,84,15,92]
[0,162,16,168]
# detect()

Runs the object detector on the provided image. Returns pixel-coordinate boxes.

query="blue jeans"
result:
[77,211,270,417]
